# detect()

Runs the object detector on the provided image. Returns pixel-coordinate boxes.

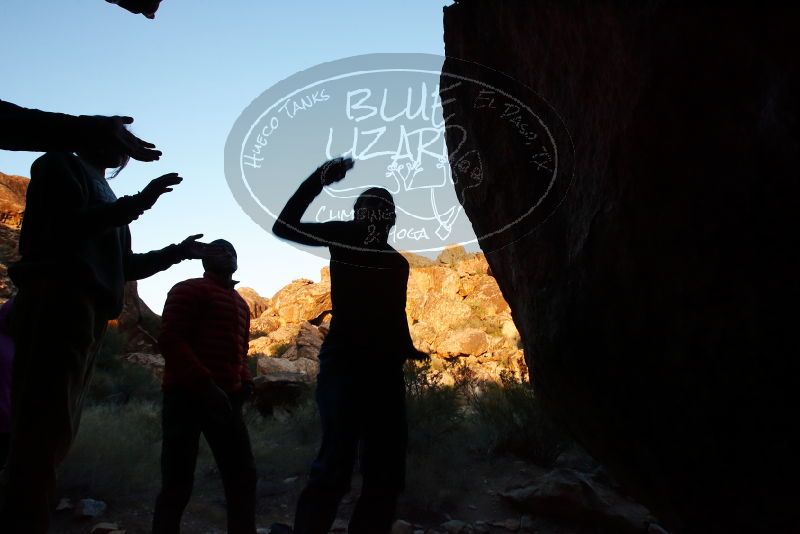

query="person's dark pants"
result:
[294,351,407,534]
[0,282,108,534]
[152,390,257,534]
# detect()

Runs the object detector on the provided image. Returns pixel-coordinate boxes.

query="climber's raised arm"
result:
[272,157,355,247]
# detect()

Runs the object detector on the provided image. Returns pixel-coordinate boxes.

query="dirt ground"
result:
[50,452,599,534]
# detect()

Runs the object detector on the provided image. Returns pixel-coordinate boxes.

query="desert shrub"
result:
[60,401,162,498]
[404,358,463,448]
[87,328,161,405]
[59,348,569,516]
[483,321,503,338]
[87,362,161,405]
[61,396,322,501]
[467,370,568,466]
[244,397,321,479]
[403,358,471,512]
[139,312,162,340]
[464,301,489,330]
[96,326,127,363]
[446,358,479,395]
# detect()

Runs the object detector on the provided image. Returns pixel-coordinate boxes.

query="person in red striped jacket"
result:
[152,239,257,534]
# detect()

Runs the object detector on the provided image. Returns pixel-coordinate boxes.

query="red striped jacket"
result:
[160,272,253,393]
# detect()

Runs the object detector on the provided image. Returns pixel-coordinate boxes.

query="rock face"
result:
[237,287,271,319]
[442,1,800,532]
[247,246,525,383]
[113,281,161,353]
[251,374,310,416]
[0,171,161,352]
[501,468,656,533]
[270,277,332,324]
[0,172,28,300]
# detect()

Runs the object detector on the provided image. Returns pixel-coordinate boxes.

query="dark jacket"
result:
[8,152,183,318]
[159,273,254,394]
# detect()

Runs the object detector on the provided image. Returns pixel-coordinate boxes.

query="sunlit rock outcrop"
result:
[246,246,526,383]
[0,172,27,301]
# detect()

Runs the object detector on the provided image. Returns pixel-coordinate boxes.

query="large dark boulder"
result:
[501,468,655,533]
[442,1,800,531]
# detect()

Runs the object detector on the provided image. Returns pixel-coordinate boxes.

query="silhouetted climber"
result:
[271,158,425,534]
[153,239,257,534]
[105,0,163,19]
[0,101,161,161]
[0,140,207,534]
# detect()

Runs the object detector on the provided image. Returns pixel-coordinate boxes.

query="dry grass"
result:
[59,352,570,520]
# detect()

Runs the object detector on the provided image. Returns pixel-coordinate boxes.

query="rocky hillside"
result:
[243,246,525,383]
[442,1,800,532]
[0,171,161,352]
[0,171,28,299]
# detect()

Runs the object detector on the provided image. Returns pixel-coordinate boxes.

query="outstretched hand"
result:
[110,116,161,161]
[89,116,161,162]
[177,234,208,260]
[318,157,355,186]
[106,0,163,19]
[139,172,182,209]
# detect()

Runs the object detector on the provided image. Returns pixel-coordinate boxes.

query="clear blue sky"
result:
[0,0,452,312]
